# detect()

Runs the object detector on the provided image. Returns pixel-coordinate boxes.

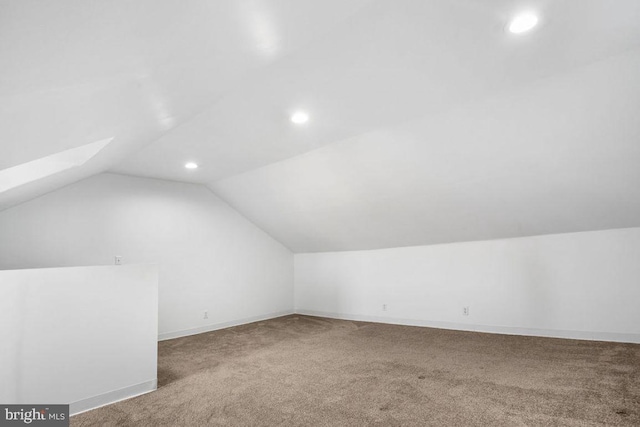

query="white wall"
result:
[0,173,293,338]
[0,264,158,414]
[295,228,640,343]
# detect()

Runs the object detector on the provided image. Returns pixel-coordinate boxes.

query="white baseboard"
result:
[295,309,640,344]
[158,310,295,341]
[70,311,294,415]
[68,310,636,417]
[70,379,157,416]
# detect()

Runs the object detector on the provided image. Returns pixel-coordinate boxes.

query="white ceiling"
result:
[2,0,640,251]
[211,49,640,252]
[0,0,370,208]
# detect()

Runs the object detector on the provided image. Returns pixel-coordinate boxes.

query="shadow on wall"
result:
[520,241,554,330]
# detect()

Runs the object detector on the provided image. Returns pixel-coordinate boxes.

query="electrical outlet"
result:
[114,256,122,265]
[463,306,469,316]
[203,311,208,320]
[382,304,387,312]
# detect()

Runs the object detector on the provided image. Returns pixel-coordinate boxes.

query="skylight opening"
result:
[0,137,113,193]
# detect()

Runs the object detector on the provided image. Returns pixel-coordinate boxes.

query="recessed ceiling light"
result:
[185,162,198,169]
[290,111,309,124]
[508,12,538,34]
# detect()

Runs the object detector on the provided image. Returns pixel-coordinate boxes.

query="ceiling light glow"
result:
[508,12,538,34]
[185,162,198,169]
[290,111,309,124]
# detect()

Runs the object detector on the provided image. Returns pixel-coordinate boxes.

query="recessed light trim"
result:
[290,111,309,124]
[508,12,539,34]
[185,162,198,169]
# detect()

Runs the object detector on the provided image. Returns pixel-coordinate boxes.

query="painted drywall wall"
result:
[0,173,293,338]
[0,264,158,414]
[295,228,640,343]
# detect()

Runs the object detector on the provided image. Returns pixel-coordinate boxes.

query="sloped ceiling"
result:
[0,0,371,209]
[211,49,640,252]
[2,0,640,252]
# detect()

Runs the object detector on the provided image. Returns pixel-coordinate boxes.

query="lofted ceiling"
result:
[2,0,640,252]
[0,0,371,209]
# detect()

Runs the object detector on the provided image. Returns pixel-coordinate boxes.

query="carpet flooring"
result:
[72,315,640,426]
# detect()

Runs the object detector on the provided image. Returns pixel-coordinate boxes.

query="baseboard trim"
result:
[158,310,295,341]
[295,309,640,344]
[70,311,296,415]
[70,379,157,416]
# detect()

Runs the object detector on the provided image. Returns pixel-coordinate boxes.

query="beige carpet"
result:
[72,315,640,426]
